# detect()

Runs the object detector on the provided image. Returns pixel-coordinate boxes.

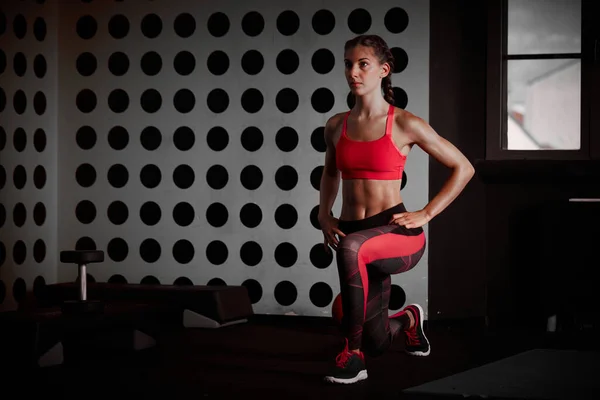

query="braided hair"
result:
[344,35,396,105]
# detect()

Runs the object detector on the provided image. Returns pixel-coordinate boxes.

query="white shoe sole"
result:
[324,370,368,384]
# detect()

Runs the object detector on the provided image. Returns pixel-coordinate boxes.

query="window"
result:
[486,0,599,160]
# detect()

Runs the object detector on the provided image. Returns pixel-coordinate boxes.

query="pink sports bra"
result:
[335,104,406,180]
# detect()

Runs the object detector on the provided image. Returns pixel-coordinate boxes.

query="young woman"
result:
[319,35,475,384]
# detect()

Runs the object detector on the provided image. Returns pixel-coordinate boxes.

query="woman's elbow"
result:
[462,160,475,182]
[453,159,475,182]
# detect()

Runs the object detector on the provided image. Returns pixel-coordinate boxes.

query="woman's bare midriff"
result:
[329,108,408,222]
[339,179,403,221]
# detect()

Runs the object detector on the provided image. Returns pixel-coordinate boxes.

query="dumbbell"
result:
[59,250,105,314]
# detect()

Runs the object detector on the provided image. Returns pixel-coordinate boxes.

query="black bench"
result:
[0,249,254,368]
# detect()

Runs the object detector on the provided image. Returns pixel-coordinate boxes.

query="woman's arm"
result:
[410,115,475,220]
[318,115,342,220]
[390,114,475,228]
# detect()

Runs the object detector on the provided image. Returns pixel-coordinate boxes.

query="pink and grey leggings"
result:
[336,203,426,356]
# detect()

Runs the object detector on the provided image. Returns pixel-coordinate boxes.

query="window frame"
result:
[485,0,596,161]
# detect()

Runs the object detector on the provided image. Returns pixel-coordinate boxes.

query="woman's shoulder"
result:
[324,111,348,135]
[326,111,348,126]
[392,106,425,130]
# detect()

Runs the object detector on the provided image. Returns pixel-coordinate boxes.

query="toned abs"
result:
[328,107,413,221]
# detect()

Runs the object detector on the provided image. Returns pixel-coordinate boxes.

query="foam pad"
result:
[60,250,105,264]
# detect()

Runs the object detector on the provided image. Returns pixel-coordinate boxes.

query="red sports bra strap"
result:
[385,104,394,136]
[342,111,350,135]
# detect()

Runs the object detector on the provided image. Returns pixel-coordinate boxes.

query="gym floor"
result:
[7,314,596,399]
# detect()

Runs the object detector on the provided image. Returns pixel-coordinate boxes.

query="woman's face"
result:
[344,45,389,96]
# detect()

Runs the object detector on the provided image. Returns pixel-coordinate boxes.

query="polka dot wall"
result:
[1,0,430,317]
[0,0,58,311]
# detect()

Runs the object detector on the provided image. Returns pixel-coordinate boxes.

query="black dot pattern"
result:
[312,10,335,35]
[0,5,425,314]
[108,52,129,76]
[385,8,410,34]
[348,9,372,34]
[242,50,263,75]
[0,4,59,308]
[276,50,299,75]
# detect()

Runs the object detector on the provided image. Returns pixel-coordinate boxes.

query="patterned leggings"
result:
[336,203,426,356]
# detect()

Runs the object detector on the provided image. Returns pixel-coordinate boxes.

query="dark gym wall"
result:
[429,0,600,328]
[428,0,487,322]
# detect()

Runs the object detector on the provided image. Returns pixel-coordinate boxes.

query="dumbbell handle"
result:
[79,264,87,301]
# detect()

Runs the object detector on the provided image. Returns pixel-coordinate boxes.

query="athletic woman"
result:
[319,35,475,384]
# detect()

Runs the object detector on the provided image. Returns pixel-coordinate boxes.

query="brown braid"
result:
[345,35,396,105]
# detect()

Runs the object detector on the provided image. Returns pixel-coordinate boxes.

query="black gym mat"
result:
[402,349,600,400]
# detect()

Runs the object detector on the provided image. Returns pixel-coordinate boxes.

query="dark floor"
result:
[5,313,597,399]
